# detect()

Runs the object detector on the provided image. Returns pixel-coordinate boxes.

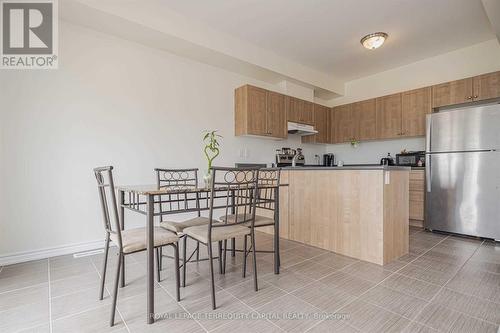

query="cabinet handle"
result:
[473,95,478,99]
[466,96,473,100]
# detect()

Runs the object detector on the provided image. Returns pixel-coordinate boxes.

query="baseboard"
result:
[0,239,106,266]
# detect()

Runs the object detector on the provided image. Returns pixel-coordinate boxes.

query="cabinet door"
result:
[333,104,357,143]
[402,87,431,137]
[301,101,315,125]
[431,78,473,108]
[473,71,500,101]
[287,97,303,123]
[302,104,329,144]
[235,85,267,136]
[376,93,402,139]
[353,99,376,141]
[266,91,287,139]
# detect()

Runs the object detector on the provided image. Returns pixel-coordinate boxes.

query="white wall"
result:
[326,39,500,164]
[0,22,326,259]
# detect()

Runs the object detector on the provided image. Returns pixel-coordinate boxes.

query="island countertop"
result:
[265,168,409,265]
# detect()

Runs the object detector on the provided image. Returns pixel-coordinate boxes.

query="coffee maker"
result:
[323,153,335,166]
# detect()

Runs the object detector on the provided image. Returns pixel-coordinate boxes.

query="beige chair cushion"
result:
[159,217,209,234]
[219,214,275,227]
[110,227,179,254]
[183,224,250,243]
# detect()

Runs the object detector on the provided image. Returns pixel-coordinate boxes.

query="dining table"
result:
[116,183,282,324]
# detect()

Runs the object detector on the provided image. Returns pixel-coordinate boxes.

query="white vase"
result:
[203,172,212,188]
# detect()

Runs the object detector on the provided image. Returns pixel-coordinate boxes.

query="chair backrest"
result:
[154,168,201,220]
[208,167,260,241]
[93,166,122,248]
[256,168,281,211]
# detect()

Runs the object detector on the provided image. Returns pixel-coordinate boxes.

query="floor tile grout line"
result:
[89,259,131,333]
[156,282,209,333]
[304,235,452,333]
[0,281,49,296]
[47,258,53,333]
[408,239,491,329]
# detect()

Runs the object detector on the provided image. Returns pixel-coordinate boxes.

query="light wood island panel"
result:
[269,169,409,265]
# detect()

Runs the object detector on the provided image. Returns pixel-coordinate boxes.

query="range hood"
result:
[287,122,318,136]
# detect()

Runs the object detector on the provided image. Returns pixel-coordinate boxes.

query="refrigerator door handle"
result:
[426,115,432,192]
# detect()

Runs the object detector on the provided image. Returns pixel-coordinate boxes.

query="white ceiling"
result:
[159,0,495,81]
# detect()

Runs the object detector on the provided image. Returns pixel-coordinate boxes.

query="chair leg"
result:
[99,234,110,300]
[155,248,161,283]
[223,239,227,274]
[173,243,181,302]
[120,253,125,288]
[182,236,187,287]
[218,241,223,274]
[231,237,236,257]
[110,252,122,327]
[251,231,258,292]
[242,235,248,278]
[207,242,217,310]
[196,241,200,261]
[159,247,163,271]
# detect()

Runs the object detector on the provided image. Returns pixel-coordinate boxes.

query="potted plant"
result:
[203,130,222,187]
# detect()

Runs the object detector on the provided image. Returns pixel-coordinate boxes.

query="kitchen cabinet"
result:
[402,87,432,137]
[332,104,357,143]
[353,99,377,141]
[266,91,287,138]
[287,96,314,125]
[431,78,473,108]
[409,169,425,227]
[235,85,287,139]
[473,71,500,102]
[376,93,403,139]
[302,104,330,144]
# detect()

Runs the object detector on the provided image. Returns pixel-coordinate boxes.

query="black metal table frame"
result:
[117,185,280,324]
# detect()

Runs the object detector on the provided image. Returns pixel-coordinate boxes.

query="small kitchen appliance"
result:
[275,147,305,167]
[396,151,425,167]
[323,153,335,166]
[380,153,395,166]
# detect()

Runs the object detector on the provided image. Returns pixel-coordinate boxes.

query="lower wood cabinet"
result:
[409,169,425,227]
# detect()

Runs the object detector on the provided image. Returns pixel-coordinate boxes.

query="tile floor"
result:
[1,228,500,333]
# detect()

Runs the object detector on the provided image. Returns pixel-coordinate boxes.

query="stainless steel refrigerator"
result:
[425,102,500,240]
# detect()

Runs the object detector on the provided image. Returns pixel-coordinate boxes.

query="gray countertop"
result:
[281,165,411,171]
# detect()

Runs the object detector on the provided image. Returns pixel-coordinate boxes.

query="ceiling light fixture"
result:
[360,32,388,50]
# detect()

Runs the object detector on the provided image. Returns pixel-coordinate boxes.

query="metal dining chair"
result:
[155,168,210,287]
[220,168,281,275]
[182,167,260,309]
[94,166,181,326]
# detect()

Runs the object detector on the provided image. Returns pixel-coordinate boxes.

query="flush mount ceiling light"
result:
[360,32,388,50]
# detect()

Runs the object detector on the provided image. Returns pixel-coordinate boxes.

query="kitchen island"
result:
[269,166,410,265]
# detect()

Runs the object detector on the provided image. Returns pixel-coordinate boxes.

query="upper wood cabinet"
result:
[473,71,500,102]
[302,104,330,144]
[235,85,286,139]
[266,91,287,138]
[432,78,473,108]
[402,87,431,137]
[353,99,377,141]
[431,71,500,108]
[332,104,357,143]
[287,97,314,125]
[376,93,403,139]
